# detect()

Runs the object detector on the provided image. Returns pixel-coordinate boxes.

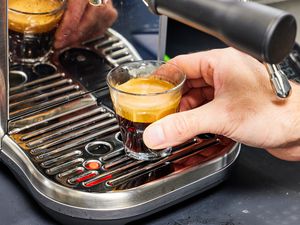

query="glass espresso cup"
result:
[8,0,66,63]
[107,60,186,161]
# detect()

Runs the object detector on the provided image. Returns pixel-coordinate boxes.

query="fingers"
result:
[169,50,219,86]
[54,0,117,49]
[143,100,227,149]
[76,5,108,41]
[180,86,214,111]
[182,78,209,94]
[76,3,117,42]
[142,49,231,149]
[55,0,87,48]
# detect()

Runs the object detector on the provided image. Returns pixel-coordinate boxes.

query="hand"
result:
[54,0,117,49]
[143,47,300,161]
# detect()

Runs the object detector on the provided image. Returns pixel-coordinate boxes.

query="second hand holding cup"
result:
[107,60,186,161]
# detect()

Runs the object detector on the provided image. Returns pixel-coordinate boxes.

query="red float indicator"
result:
[83,174,113,188]
[84,160,101,170]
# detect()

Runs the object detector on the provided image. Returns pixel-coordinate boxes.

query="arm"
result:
[143,48,300,161]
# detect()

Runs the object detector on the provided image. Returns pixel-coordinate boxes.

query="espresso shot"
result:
[8,0,66,63]
[107,61,186,161]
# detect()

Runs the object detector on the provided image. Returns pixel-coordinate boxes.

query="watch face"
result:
[278,43,300,83]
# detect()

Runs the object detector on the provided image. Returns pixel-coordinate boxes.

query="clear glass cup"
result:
[8,0,66,63]
[107,60,186,161]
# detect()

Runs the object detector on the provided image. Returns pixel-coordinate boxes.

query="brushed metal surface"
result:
[0,0,8,147]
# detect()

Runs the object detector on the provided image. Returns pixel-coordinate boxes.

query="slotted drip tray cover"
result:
[9,97,236,192]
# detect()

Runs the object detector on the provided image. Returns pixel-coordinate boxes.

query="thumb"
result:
[143,100,227,149]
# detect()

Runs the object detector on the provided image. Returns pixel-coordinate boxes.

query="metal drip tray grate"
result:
[9,70,82,118]
[2,29,240,224]
[8,98,236,192]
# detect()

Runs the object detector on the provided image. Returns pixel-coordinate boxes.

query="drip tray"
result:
[2,29,240,225]
[2,112,239,225]
[6,98,239,193]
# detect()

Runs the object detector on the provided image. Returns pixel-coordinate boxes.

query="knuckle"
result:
[171,55,185,65]
[110,7,118,20]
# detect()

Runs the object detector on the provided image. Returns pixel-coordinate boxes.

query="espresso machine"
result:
[0,0,297,225]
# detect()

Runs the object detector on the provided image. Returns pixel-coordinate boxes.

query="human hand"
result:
[54,0,117,49]
[143,48,300,161]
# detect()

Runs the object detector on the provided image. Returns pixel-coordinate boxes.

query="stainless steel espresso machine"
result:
[0,0,297,225]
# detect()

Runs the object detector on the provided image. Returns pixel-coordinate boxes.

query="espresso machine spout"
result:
[143,0,297,98]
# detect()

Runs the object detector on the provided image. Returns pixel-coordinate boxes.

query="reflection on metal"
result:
[265,63,292,98]
[9,70,28,87]
[98,29,142,66]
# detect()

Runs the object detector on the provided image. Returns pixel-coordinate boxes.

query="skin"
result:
[143,48,300,161]
[54,0,117,49]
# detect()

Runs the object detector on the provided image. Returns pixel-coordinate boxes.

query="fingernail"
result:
[143,124,165,149]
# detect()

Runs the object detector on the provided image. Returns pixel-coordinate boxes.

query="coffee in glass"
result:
[8,0,66,63]
[107,60,186,161]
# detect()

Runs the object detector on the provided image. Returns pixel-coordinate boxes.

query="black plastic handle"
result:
[145,0,297,64]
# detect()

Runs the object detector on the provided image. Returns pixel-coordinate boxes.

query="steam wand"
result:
[265,64,291,98]
[143,0,297,98]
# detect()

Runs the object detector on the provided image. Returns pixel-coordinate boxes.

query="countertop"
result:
[1,145,300,225]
